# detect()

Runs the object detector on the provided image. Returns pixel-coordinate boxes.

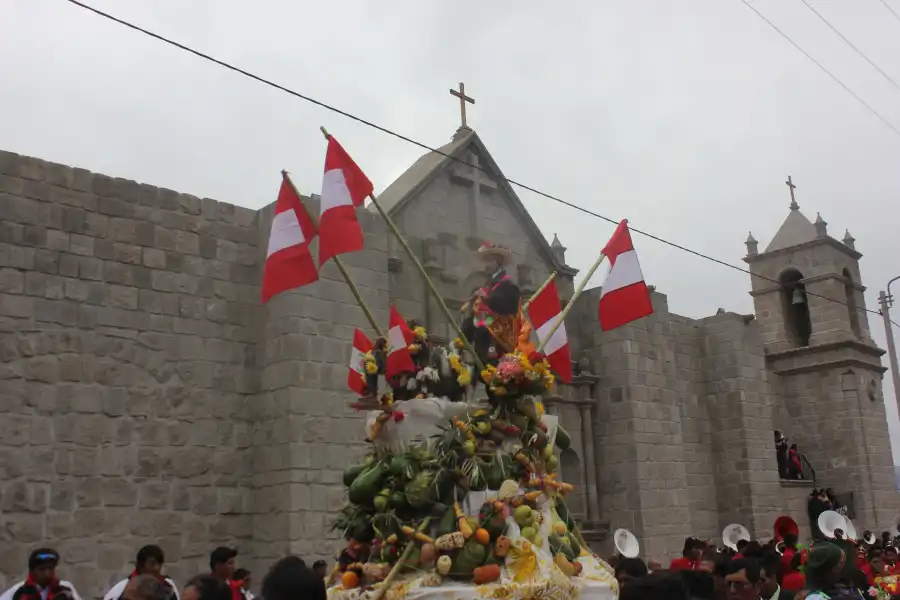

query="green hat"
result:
[806,542,844,573]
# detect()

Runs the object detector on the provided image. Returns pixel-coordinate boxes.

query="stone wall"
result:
[0,150,259,596]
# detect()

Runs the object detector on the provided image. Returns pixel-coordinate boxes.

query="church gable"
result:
[381,129,574,301]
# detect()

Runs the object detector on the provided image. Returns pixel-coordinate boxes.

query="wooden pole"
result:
[370,516,432,600]
[318,127,485,374]
[523,271,557,311]
[281,170,385,339]
[536,253,606,354]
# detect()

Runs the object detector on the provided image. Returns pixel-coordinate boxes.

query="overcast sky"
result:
[3,0,899,461]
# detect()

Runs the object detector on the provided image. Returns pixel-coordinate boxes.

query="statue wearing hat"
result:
[460,242,534,368]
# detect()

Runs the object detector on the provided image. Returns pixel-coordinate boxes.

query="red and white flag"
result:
[261,176,319,303]
[348,328,373,396]
[318,134,374,265]
[598,220,653,330]
[385,305,415,378]
[527,278,572,383]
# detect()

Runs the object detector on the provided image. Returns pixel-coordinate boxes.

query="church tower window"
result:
[780,269,811,347]
[843,268,861,338]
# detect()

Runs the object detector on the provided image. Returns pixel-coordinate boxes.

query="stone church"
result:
[0,123,896,598]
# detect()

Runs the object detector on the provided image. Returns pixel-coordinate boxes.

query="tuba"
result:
[774,515,799,540]
[614,528,640,558]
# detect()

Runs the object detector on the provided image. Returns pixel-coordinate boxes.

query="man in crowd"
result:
[104,545,179,600]
[311,561,328,582]
[760,552,795,600]
[670,537,703,571]
[121,576,172,600]
[181,577,230,600]
[0,549,82,600]
[724,559,762,600]
[231,570,252,600]
[781,553,805,593]
[615,557,649,593]
[208,547,241,600]
[262,557,325,600]
[801,542,846,599]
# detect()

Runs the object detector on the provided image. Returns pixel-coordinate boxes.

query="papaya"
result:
[547,533,564,555]
[390,455,409,477]
[343,464,367,487]
[436,504,458,537]
[349,463,388,505]
[390,491,408,509]
[555,497,575,531]
[567,533,582,557]
[555,425,571,450]
[559,538,577,562]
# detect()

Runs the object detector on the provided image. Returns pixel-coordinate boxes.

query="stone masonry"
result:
[1,127,897,595]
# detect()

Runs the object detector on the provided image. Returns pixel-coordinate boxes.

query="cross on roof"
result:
[449,82,475,129]
[786,175,799,210]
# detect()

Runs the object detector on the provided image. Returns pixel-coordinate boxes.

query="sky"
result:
[2,0,900,460]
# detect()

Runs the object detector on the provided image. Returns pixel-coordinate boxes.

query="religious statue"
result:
[460,242,534,368]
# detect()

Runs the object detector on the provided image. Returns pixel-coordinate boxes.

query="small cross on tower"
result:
[785,175,799,210]
[449,82,475,129]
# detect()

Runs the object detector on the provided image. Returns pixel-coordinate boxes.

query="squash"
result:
[436,505,458,537]
[420,543,437,568]
[473,564,502,584]
[555,425,571,450]
[405,470,436,508]
[342,464,367,487]
[494,536,511,558]
[349,463,389,505]
[554,553,576,577]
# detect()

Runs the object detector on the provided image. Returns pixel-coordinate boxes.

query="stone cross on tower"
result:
[451,152,498,238]
[449,82,475,129]
[786,175,799,210]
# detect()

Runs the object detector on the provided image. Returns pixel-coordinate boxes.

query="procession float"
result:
[327,243,618,600]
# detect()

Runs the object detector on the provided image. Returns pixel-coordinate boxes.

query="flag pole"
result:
[317,127,485,374]
[536,253,606,354]
[523,271,557,312]
[281,170,385,339]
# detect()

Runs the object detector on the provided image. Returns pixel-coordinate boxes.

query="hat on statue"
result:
[477,241,512,265]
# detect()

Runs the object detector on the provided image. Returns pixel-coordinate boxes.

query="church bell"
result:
[791,288,806,305]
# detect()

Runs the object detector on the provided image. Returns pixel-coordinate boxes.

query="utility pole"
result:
[880,276,900,417]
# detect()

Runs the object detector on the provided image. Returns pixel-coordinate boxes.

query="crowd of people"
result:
[613,533,900,600]
[0,547,331,600]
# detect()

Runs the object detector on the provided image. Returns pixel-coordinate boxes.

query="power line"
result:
[798,0,900,94]
[61,0,885,318]
[740,0,900,138]
[876,0,900,25]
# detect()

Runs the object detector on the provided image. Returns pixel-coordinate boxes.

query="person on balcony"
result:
[787,444,803,480]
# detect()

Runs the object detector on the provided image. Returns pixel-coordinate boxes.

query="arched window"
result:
[780,269,812,347]
[843,268,861,338]
[560,448,585,516]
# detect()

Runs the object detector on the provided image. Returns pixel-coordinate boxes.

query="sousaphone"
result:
[614,528,640,559]
[818,510,847,539]
[843,517,858,542]
[774,516,799,540]
[722,523,751,552]
[863,530,877,546]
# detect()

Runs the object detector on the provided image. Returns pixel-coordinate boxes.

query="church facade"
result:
[0,128,896,596]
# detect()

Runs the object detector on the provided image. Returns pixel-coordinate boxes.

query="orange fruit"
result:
[475,527,491,545]
[341,571,359,589]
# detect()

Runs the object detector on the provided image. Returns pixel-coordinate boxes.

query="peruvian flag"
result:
[348,328,373,396]
[598,220,653,330]
[261,175,319,303]
[527,278,572,383]
[319,134,374,264]
[385,305,415,378]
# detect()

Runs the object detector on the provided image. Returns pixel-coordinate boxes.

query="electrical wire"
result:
[740,0,900,137]
[876,0,900,25]
[60,0,886,318]
[797,0,900,94]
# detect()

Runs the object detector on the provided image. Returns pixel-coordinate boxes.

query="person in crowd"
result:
[781,553,805,593]
[619,572,689,600]
[671,538,703,571]
[648,558,663,573]
[615,557,649,591]
[780,533,799,571]
[208,548,241,600]
[711,554,732,600]
[311,561,328,581]
[724,559,762,600]
[181,577,230,600]
[231,570,252,600]
[883,545,898,573]
[741,541,764,559]
[760,552,795,600]
[104,545,179,600]
[861,547,884,585]
[261,557,325,600]
[734,539,749,559]
[122,576,172,600]
[0,549,82,600]
[681,570,716,600]
[802,542,846,599]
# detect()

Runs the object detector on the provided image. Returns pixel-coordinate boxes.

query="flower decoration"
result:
[413,326,427,341]
[408,343,421,355]
[392,411,406,423]
[363,351,378,375]
[457,369,472,387]
[481,351,556,396]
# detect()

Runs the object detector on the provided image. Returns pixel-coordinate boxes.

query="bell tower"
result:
[743,177,896,531]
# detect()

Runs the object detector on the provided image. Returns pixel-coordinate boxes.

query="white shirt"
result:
[103,577,179,600]
[0,581,82,600]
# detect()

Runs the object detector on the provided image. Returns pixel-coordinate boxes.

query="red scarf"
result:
[20,574,64,600]
[228,580,244,600]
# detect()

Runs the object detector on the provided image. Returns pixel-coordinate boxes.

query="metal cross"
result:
[786,175,799,210]
[449,82,475,129]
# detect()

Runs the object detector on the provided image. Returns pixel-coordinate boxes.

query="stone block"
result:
[143,248,166,269]
[46,229,70,252]
[113,242,142,265]
[108,285,138,310]
[69,234,94,257]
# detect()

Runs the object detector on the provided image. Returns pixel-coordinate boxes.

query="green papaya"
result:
[390,455,410,477]
[349,462,389,505]
[343,464,367,487]
[567,533,582,557]
[555,425,571,450]
[450,540,487,576]
[436,504,457,537]
[560,538,577,562]
[485,458,504,490]
[555,496,575,531]
[390,491,408,509]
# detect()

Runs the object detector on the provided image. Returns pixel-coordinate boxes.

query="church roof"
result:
[764,208,819,252]
[373,127,576,276]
